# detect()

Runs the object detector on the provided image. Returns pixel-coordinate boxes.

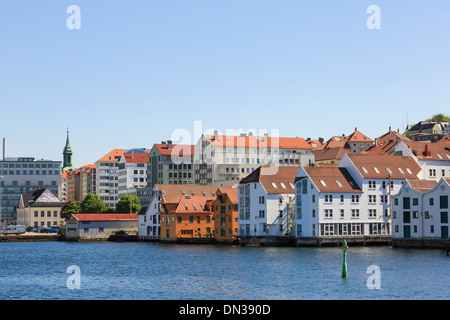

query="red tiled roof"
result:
[216,186,239,204]
[240,166,299,194]
[205,135,312,150]
[124,152,149,163]
[97,149,125,162]
[403,141,450,161]
[72,214,138,221]
[364,140,398,155]
[406,179,438,193]
[344,154,421,179]
[154,144,195,156]
[347,129,374,142]
[301,166,362,193]
[313,147,352,161]
[323,136,348,149]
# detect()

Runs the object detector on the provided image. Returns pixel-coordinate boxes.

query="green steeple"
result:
[63,128,74,172]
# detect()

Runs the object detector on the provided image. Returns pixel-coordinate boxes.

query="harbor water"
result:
[0,241,448,300]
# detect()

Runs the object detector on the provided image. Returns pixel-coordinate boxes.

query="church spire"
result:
[63,128,74,172]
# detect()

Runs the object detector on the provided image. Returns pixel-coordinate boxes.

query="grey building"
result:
[137,141,194,207]
[0,157,62,225]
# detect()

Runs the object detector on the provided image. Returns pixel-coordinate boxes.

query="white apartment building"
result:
[392,178,449,242]
[238,166,299,238]
[294,154,422,241]
[394,141,450,180]
[118,149,149,198]
[94,149,124,209]
[194,131,314,186]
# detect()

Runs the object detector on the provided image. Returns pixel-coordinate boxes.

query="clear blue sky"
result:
[1,1,449,168]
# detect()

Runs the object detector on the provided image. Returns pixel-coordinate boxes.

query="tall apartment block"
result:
[93,149,124,209]
[194,131,315,186]
[137,141,194,207]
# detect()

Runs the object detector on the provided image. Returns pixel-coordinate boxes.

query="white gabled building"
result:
[393,140,450,180]
[391,178,449,246]
[238,166,299,239]
[294,154,422,244]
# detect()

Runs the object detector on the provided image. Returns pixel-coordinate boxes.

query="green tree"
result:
[81,193,108,213]
[61,201,82,219]
[426,113,450,122]
[115,195,141,213]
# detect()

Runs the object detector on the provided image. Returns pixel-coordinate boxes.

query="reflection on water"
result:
[0,242,448,300]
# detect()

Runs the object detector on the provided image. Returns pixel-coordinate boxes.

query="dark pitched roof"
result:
[21,188,64,208]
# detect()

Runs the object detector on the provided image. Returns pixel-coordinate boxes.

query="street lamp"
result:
[0,176,3,225]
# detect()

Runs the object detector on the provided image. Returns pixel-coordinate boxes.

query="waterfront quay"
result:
[2,231,449,254]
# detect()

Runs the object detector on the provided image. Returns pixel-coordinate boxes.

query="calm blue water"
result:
[0,241,448,300]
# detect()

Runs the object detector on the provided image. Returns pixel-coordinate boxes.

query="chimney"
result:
[167,140,173,150]
[2,137,5,161]
[248,132,253,137]
[318,137,324,143]
[424,144,431,157]
[161,141,166,145]
[213,130,219,141]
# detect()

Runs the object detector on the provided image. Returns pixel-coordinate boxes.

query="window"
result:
[413,198,419,206]
[441,212,448,224]
[403,197,411,209]
[351,195,359,203]
[368,181,376,189]
[429,198,434,206]
[324,209,333,218]
[340,209,344,218]
[440,196,448,209]
[351,209,360,218]
[320,180,327,187]
[368,195,376,203]
[325,195,333,203]
[374,167,380,174]
[336,180,343,187]
[429,169,436,177]
[340,195,344,203]
[369,209,376,218]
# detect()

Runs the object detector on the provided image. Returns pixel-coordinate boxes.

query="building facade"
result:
[238,166,299,238]
[392,178,449,243]
[393,141,450,181]
[211,186,239,242]
[0,157,62,225]
[138,184,219,240]
[118,149,149,198]
[93,149,124,210]
[16,188,65,228]
[65,213,138,240]
[294,154,422,242]
[194,131,314,186]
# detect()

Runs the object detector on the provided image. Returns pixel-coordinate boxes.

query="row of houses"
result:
[135,151,449,248]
